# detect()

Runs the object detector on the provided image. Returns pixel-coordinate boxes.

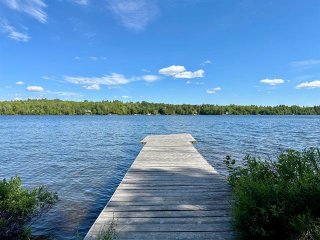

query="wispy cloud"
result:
[16,81,24,85]
[200,60,212,66]
[159,65,205,79]
[289,59,320,67]
[42,75,56,80]
[53,91,82,97]
[0,21,30,42]
[295,80,320,89]
[122,95,131,99]
[207,87,221,94]
[64,73,131,87]
[84,84,101,90]
[64,72,162,90]
[260,78,284,86]
[140,75,161,82]
[90,56,98,61]
[186,81,205,85]
[71,0,89,5]
[26,86,44,92]
[108,0,159,31]
[2,0,47,23]
[74,56,107,61]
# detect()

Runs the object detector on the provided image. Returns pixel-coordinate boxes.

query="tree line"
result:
[0,99,320,115]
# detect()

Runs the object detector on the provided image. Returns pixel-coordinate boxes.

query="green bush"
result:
[0,176,58,239]
[225,148,320,240]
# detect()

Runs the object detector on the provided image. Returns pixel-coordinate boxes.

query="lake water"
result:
[0,115,319,239]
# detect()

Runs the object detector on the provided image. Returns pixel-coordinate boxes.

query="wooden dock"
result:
[85,133,233,240]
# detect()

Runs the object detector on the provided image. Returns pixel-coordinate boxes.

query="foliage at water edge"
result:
[0,176,58,240]
[225,148,320,240]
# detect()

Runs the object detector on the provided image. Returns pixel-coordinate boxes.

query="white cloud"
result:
[108,0,159,31]
[71,0,89,5]
[89,56,107,61]
[26,86,44,92]
[196,81,205,85]
[201,60,212,66]
[207,87,221,94]
[2,0,47,23]
[65,72,163,89]
[260,78,284,86]
[159,65,185,76]
[53,91,82,97]
[159,65,205,79]
[74,56,106,61]
[16,81,24,85]
[0,21,30,42]
[64,73,131,86]
[122,95,131,99]
[289,59,320,67]
[295,80,320,89]
[175,70,204,79]
[186,81,205,85]
[84,84,100,90]
[42,75,56,80]
[141,75,161,82]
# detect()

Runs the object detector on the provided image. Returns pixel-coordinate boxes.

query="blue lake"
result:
[0,115,319,239]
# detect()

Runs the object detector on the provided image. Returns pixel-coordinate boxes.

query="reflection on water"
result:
[0,115,319,239]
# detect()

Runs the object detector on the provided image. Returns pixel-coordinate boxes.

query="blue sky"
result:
[0,0,320,105]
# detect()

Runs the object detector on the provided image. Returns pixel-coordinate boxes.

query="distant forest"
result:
[0,99,320,115]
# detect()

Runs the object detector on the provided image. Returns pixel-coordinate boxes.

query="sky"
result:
[0,0,320,105]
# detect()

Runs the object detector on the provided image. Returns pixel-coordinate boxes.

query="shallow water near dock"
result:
[0,115,319,239]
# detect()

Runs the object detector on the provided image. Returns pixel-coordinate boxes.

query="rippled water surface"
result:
[0,115,320,239]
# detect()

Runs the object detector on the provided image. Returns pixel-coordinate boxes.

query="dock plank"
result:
[85,133,233,239]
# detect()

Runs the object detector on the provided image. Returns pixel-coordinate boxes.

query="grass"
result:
[225,148,320,240]
[78,217,117,240]
[95,218,117,240]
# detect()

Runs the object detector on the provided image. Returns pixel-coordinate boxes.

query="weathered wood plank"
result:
[108,200,231,206]
[89,216,233,224]
[97,210,231,218]
[110,194,231,202]
[101,204,231,211]
[85,133,233,240]
[116,231,235,240]
[92,223,233,232]
[89,230,235,240]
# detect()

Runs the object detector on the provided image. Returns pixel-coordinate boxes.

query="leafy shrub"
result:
[0,176,58,239]
[225,148,320,240]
